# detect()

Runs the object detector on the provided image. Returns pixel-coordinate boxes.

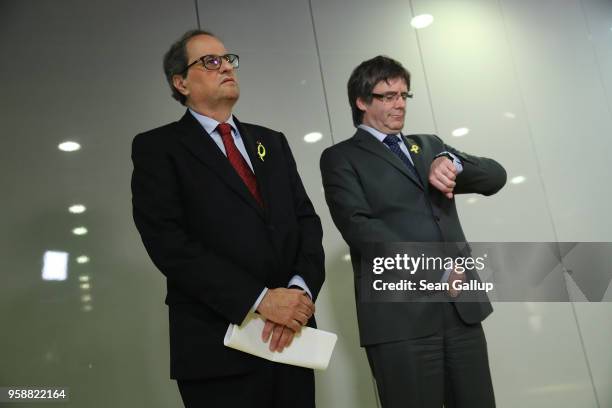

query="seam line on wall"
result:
[308,0,336,145]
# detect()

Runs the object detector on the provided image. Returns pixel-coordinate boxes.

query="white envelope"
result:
[224,313,337,370]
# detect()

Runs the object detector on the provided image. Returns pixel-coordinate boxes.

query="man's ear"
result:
[356,97,368,112]
[172,75,189,98]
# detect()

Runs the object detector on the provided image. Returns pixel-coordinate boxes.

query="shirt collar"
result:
[189,108,238,136]
[358,124,402,144]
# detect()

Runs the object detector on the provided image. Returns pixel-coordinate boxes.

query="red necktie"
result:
[217,123,264,207]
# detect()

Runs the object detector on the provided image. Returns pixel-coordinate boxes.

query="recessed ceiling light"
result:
[72,227,88,236]
[81,294,92,302]
[69,204,86,214]
[42,250,68,281]
[82,304,93,312]
[452,127,469,137]
[511,175,526,184]
[304,132,323,143]
[58,141,81,152]
[80,283,90,290]
[79,275,90,282]
[411,14,434,29]
[76,255,90,264]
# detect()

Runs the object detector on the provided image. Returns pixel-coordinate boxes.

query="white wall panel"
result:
[499,0,612,242]
[566,3,612,406]
[499,1,612,406]
[0,1,196,407]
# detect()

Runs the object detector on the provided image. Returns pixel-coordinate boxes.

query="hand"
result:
[262,320,295,352]
[448,267,466,298]
[429,156,457,199]
[256,288,314,332]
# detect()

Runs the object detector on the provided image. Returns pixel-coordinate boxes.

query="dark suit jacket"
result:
[320,128,506,346]
[131,111,325,379]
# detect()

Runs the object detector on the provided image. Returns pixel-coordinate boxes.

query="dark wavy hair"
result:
[163,29,215,105]
[347,55,411,127]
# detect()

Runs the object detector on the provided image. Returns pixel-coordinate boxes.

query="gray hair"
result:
[163,29,215,105]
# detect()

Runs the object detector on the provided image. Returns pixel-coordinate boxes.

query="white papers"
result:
[224,313,337,370]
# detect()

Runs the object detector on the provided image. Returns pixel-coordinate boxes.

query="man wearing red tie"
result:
[131,29,325,408]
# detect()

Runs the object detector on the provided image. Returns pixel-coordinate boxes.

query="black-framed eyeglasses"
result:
[182,54,239,73]
[371,91,413,103]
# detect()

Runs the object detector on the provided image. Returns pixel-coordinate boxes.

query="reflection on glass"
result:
[72,227,88,236]
[42,251,68,281]
[304,132,323,143]
[511,175,526,184]
[452,127,469,137]
[410,14,434,29]
[69,204,86,214]
[528,315,543,332]
[58,141,81,152]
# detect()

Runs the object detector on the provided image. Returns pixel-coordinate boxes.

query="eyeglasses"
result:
[182,54,239,73]
[370,91,413,103]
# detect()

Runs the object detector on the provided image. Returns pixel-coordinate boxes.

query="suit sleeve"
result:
[279,133,325,301]
[320,146,403,253]
[435,136,507,196]
[131,133,265,324]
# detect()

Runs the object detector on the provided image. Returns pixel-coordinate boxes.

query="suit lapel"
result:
[402,135,429,190]
[234,118,271,217]
[354,129,424,191]
[176,111,266,219]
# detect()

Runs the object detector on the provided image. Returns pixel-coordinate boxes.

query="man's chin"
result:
[388,124,404,133]
[223,89,240,101]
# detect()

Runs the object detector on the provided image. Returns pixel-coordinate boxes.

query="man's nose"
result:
[219,58,234,73]
[394,96,406,108]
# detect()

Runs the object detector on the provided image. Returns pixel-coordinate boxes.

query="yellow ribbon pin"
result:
[257,141,266,161]
[410,144,420,154]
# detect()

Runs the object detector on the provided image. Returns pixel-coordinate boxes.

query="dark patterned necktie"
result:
[382,134,420,182]
[217,123,263,207]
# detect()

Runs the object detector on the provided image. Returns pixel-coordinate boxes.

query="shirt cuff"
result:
[250,287,268,313]
[437,151,463,173]
[288,275,313,299]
